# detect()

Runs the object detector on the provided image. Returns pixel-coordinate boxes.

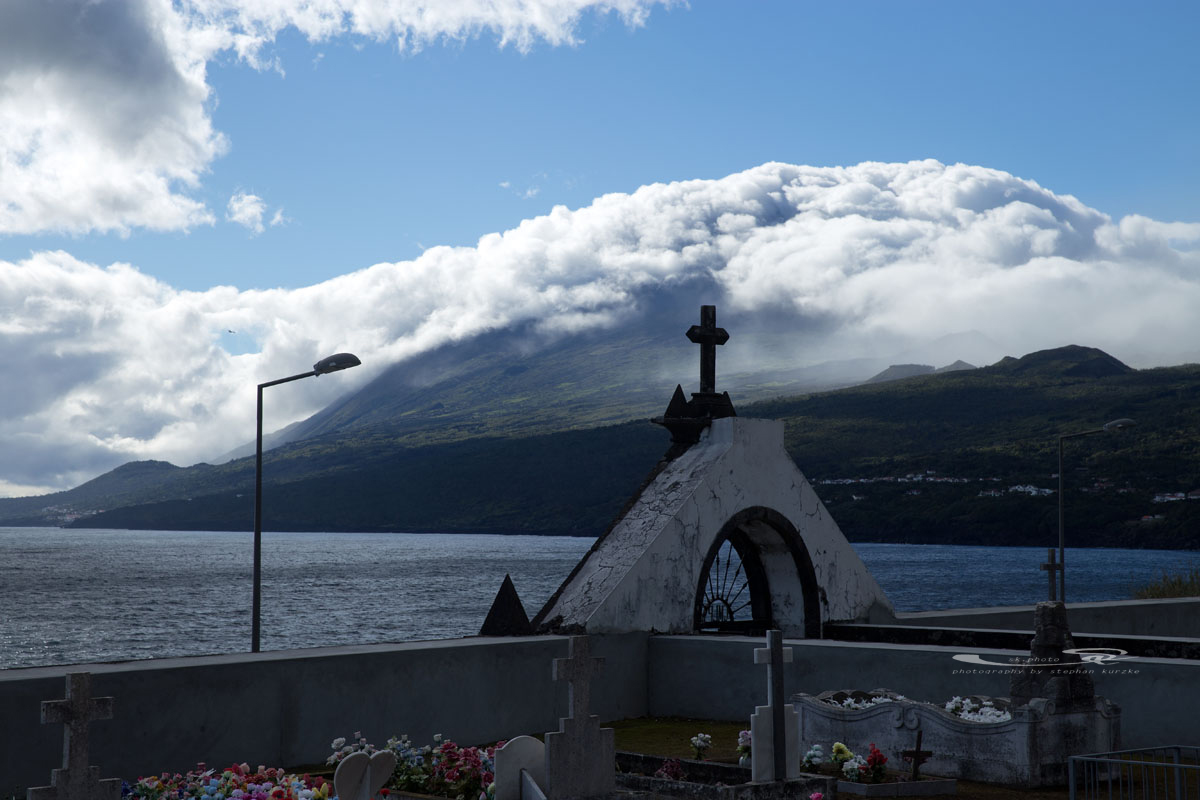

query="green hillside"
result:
[5,345,1199,548]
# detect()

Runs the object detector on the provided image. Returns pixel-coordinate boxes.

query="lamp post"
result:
[253,352,361,652]
[1056,417,1136,603]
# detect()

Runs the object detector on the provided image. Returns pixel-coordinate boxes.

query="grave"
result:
[749,630,799,782]
[494,635,614,800]
[792,601,1121,787]
[531,305,893,639]
[28,673,121,800]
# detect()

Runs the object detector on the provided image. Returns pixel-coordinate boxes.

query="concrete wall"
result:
[1,635,648,795]
[893,597,1200,638]
[646,636,1200,752]
[4,631,1197,794]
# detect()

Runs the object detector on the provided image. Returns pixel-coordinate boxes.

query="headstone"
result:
[28,673,120,800]
[544,636,615,799]
[900,730,933,780]
[333,750,398,800]
[1010,600,1096,711]
[494,735,546,800]
[1040,549,1062,601]
[750,630,800,782]
[480,574,534,636]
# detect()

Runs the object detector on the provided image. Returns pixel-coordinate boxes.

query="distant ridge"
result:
[988,344,1133,378]
[867,364,935,383]
[935,360,976,373]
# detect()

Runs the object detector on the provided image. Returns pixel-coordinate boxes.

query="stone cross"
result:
[553,634,604,723]
[753,630,794,781]
[686,305,729,394]
[900,730,933,780]
[1040,548,1062,601]
[28,672,120,800]
[544,636,615,799]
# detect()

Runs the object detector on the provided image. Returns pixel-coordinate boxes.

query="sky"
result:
[1,0,1198,497]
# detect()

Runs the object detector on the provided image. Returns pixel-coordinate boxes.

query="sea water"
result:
[1,527,1197,670]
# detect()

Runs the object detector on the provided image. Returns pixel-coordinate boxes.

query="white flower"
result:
[331,737,346,749]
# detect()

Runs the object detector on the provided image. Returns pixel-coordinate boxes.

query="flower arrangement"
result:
[841,755,867,781]
[863,743,888,783]
[327,731,501,800]
[689,733,712,760]
[736,730,752,760]
[944,696,1012,723]
[653,758,685,781]
[829,742,854,770]
[809,794,824,800]
[827,694,904,710]
[802,744,824,771]
[123,763,331,799]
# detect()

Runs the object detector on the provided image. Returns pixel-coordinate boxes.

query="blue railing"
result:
[1070,746,1200,800]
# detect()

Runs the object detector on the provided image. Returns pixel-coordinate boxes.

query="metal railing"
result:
[1070,746,1200,800]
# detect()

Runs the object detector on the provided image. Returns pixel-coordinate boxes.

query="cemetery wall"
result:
[0,634,648,795]
[647,635,1200,751]
[891,597,1200,637]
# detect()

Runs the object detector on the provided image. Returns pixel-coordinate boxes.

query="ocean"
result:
[2,527,1197,670]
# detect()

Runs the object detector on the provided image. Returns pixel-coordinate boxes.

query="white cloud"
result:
[227,191,268,233]
[3,160,1199,495]
[0,0,670,236]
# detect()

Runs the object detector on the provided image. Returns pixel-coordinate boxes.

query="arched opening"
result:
[694,528,771,633]
[693,506,822,638]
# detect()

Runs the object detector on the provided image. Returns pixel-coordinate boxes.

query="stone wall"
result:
[3,632,1197,794]
[892,597,1200,638]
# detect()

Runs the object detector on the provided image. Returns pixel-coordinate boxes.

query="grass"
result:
[1133,567,1200,598]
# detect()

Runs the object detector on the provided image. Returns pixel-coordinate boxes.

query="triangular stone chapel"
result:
[532,306,893,638]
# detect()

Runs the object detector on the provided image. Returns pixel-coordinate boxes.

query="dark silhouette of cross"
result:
[900,730,933,780]
[1041,548,1062,601]
[687,305,729,394]
[553,636,604,723]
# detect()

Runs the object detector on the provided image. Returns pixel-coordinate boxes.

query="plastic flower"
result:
[830,742,853,766]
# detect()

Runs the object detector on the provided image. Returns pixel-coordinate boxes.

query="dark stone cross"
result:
[1040,548,1062,602]
[753,629,793,781]
[900,730,933,781]
[29,672,120,800]
[686,305,729,394]
[553,635,604,723]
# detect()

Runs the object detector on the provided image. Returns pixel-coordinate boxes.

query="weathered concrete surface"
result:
[535,418,893,636]
[892,597,1200,638]
[0,635,647,796]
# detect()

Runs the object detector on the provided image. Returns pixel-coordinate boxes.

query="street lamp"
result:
[1056,417,1136,603]
[253,352,361,652]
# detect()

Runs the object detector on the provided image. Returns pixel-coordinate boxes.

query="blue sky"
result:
[4,1,1197,291]
[1,0,1198,496]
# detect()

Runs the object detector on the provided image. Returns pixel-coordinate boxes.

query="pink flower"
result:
[809,793,824,800]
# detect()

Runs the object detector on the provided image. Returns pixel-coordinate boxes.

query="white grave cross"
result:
[553,635,603,722]
[29,672,120,800]
[750,630,800,783]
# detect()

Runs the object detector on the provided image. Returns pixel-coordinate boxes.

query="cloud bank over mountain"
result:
[0,0,667,236]
[3,159,1199,495]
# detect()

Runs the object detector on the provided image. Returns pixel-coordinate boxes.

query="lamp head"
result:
[313,352,361,375]
[1103,418,1136,432]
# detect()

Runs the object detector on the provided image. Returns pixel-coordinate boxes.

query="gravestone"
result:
[544,636,615,799]
[1010,600,1095,710]
[494,735,546,800]
[900,730,932,780]
[749,630,800,782]
[333,750,398,800]
[28,672,120,800]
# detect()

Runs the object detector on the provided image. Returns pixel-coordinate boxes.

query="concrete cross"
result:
[552,636,605,722]
[29,672,120,800]
[1040,548,1062,602]
[686,305,729,395]
[753,630,793,781]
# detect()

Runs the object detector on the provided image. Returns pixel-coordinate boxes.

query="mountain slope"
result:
[7,344,1197,549]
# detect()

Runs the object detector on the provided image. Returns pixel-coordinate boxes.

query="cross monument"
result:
[686,305,729,395]
[1040,548,1062,602]
[900,730,933,780]
[29,672,120,800]
[544,636,615,799]
[750,630,800,782]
